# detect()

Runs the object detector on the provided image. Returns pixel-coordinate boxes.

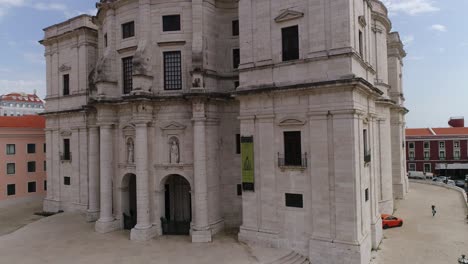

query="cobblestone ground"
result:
[372,182,468,264]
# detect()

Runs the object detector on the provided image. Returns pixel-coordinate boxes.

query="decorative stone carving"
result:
[169,137,180,164]
[358,15,367,27]
[127,137,134,164]
[133,40,151,76]
[59,64,71,72]
[94,55,114,83]
[278,118,306,126]
[274,9,304,23]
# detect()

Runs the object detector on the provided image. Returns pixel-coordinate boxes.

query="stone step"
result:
[268,251,311,264]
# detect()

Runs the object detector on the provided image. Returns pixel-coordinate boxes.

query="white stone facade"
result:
[40,0,407,263]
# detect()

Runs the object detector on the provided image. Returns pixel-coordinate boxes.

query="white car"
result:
[447,179,456,186]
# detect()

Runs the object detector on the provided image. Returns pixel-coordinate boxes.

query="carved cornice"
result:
[274,9,304,23]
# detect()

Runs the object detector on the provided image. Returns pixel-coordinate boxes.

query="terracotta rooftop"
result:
[0,115,45,129]
[406,127,468,137]
[0,93,44,103]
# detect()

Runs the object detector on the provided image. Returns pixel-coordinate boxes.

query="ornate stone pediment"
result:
[161,122,186,131]
[59,64,71,72]
[274,9,304,23]
[279,118,306,126]
[358,16,367,27]
[60,130,72,137]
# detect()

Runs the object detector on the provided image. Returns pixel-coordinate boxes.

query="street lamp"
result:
[459,254,468,264]
[445,163,449,184]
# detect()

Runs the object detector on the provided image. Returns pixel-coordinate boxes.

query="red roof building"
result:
[0,92,45,117]
[406,117,468,179]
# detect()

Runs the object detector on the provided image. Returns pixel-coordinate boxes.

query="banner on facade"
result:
[241,136,254,191]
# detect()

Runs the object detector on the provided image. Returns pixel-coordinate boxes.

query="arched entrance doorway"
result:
[122,173,137,230]
[161,174,191,235]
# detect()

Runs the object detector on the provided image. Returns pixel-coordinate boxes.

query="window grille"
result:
[164,51,182,90]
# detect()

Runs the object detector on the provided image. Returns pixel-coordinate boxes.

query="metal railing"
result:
[60,152,72,161]
[278,152,307,168]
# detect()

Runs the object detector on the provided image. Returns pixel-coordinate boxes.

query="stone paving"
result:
[0,196,44,236]
[372,182,468,264]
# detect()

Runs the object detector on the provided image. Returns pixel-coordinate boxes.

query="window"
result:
[365,188,369,202]
[44,180,47,191]
[7,163,15,174]
[6,144,15,155]
[232,20,239,36]
[43,160,46,171]
[439,141,445,149]
[454,150,461,160]
[27,161,36,172]
[28,182,36,193]
[7,184,15,196]
[285,193,303,208]
[122,56,133,94]
[363,129,371,163]
[233,48,240,69]
[424,163,431,173]
[27,143,36,154]
[122,21,135,39]
[283,131,302,166]
[408,142,415,149]
[408,163,416,171]
[163,15,181,32]
[234,81,240,88]
[281,25,299,61]
[64,176,71,186]
[63,74,70,96]
[237,184,242,196]
[43,143,46,153]
[104,33,108,47]
[358,30,363,56]
[424,150,430,160]
[63,139,71,161]
[439,150,446,160]
[408,150,415,160]
[235,134,241,154]
[423,141,430,149]
[454,141,460,148]
[163,51,182,90]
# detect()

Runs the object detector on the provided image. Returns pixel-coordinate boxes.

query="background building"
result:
[0,115,47,201]
[40,1,408,263]
[0,92,45,116]
[406,117,468,178]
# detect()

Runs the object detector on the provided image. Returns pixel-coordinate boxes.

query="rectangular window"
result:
[408,163,416,171]
[408,142,415,149]
[28,182,36,193]
[162,15,181,32]
[64,176,71,186]
[424,150,430,160]
[235,134,241,154]
[363,129,371,163]
[27,161,36,172]
[282,25,299,61]
[423,141,430,149]
[454,141,460,149]
[234,81,240,88]
[122,21,135,39]
[43,143,46,153]
[285,193,303,208]
[232,20,239,36]
[237,184,242,196]
[358,30,363,56]
[163,51,182,90]
[43,160,46,171]
[439,151,446,160]
[424,163,431,173]
[7,163,15,174]
[122,56,133,94]
[7,184,15,196]
[454,150,461,159]
[63,74,70,96]
[44,180,47,191]
[6,144,15,155]
[63,139,71,161]
[365,188,369,202]
[409,151,415,160]
[104,33,108,47]
[439,141,445,149]
[284,131,302,166]
[233,48,240,69]
[27,143,36,154]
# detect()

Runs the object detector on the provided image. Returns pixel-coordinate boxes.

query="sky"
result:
[0,0,467,128]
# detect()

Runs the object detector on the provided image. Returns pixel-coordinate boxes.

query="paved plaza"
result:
[372,182,468,264]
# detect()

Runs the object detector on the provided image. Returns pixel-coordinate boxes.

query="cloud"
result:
[22,52,45,65]
[430,24,447,32]
[0,1,94,19]
[406,56,424,61]
[0,79,46,98]
[401,35,415,46]
[381,0,439,15]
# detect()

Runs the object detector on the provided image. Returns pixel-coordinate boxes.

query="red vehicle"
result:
[381,214,403,229]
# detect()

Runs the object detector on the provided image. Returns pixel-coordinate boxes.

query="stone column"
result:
[95,124,119,233]
[87,126,100,222]
[191,101,211,242]
[130,122,157,241]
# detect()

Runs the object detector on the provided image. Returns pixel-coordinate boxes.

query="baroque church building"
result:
[40,0,408,263]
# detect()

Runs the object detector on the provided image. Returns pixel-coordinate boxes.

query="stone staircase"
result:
[267,251,311,264]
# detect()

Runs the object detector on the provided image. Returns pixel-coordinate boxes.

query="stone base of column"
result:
[43,198,60,212]
[86,210,100,222]
[370,217,383,250]
[393,183,408,199]
[378,199,394,215]
[191,229,212,243]
[309,236,371,264]
[95,219,120,233]
[130,225,159,241]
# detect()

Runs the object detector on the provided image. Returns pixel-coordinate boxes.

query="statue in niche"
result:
[127,138,134,164]
[170,139,180,164]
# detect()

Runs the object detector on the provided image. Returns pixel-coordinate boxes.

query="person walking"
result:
[431,205,436,216]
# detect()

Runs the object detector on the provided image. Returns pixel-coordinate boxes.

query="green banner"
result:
[241,136,254,191]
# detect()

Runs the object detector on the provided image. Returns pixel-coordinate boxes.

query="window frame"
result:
[163,51,183,90]
[63,74,70,96]
[27,143,36,154]
[162,15,181,32]
[7,184,15,196]
[232,48,240,69]
[122,21,135,39]
[232,20,239,36]
[6,163,15,175]
[6,144,15,155]
[424,163,431,173]
[28,181,36,193]
[281,25,300,62]
[27,161,36,173]
[122,56,134,94]
[283,131,302,166]
[408,163,416,171]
